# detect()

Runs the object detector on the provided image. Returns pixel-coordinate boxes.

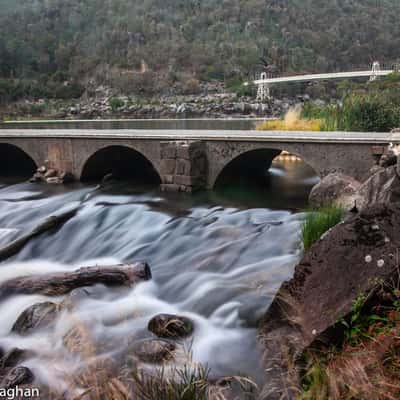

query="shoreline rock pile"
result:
[309,141,400,211]
[30,166,75,184]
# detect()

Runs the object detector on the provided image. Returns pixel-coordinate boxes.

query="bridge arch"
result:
[0,143,37,181]
[80,145,161,184]
[209,143,320,189]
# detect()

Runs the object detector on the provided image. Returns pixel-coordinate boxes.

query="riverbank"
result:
[258,145,400,399]
[0,85,303,121]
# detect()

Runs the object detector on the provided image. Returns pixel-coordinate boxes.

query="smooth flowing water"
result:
[0,160,318,395]
[0,115,318,395]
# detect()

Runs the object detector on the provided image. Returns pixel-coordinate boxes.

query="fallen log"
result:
[0,262,151,301]
[0,207,79,263]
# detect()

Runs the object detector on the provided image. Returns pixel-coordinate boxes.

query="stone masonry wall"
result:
[160,141,208,193]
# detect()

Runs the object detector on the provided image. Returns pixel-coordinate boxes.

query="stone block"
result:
[161,184,181,192]
[176,144,191,160]
[174,175,194,186]
[160,159,176,175]
[176,159,191,175]
[180,185,193,193]
[160,143,177,159]
[176,141,206,160]
[162,174,174,184]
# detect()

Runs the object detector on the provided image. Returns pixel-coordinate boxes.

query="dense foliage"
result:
[0,0,400,100]
[302,74,400,131]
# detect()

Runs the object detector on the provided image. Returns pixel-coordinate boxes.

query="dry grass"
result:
[301,322,400,400]
[45,318,258,400]
[299,298,400,400]
[256,108,323,131]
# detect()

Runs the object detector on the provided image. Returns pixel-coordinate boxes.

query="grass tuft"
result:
[301,204,344,250]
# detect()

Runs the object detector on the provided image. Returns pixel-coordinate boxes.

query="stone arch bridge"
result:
[0,129,394,191]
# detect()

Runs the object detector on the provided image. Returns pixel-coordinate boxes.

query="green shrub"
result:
[302,204,344,250]
[28,102,47,115]
[53,82,84,99]
[108,97,125,111]
[302,74,400,132]
[226,77,256,97]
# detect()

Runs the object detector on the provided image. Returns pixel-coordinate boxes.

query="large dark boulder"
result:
[0,348,33,369]
[1,366,34,389]
[309,173,361,209]
[11,302,62,335]
[148,314,194,339]
[259,203,400,399]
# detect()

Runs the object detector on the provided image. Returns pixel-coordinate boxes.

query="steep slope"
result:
[0,0,399,98]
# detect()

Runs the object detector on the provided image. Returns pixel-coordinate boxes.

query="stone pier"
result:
[160,141,208,192]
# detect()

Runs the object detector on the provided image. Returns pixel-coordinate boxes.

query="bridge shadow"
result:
[80,145,161,185]
[215,149,282,187]
[214,149,319,210]
[0,143,37,183]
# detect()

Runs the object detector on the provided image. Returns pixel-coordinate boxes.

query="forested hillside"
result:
[1,0,399,100]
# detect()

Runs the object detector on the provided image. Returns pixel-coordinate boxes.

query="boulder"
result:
[357,166,400,210]
[129,339,176,363]
[59,171,75,184]
[0,348,33,369]
[309,172,361,209]
[259,203,400,399]
[148,314,194,339]
[46,177,62,184]
[379,154,398,168]
[11,302,62,335]
[29,173,44,183]
[44,169,58,178]
[1,366,34,389]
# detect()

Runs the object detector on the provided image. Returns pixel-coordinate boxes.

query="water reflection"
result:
[1,118,262,130]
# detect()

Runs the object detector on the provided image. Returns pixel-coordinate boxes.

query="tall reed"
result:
[301,204,344,250]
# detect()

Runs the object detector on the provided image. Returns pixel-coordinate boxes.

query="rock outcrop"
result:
[259,203,400,399]
[30,166,75,184]
[357,165,400,209]
[309,144,400,211]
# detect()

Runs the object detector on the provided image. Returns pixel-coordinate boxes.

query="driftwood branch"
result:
[0,262,151,301]
[0,207,79,263]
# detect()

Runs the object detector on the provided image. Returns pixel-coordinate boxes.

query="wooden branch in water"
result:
[0,207,79,263]
[0,262,152,301]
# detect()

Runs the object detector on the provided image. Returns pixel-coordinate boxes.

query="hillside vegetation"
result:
[0,0,400,101]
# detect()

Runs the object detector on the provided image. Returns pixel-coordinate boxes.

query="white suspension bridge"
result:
[252,61,398,101]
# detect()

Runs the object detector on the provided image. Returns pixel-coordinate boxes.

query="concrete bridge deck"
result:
[0,129,394,143]
[0,129,395,191]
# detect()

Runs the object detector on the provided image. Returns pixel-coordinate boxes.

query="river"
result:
[0,119,318,396]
